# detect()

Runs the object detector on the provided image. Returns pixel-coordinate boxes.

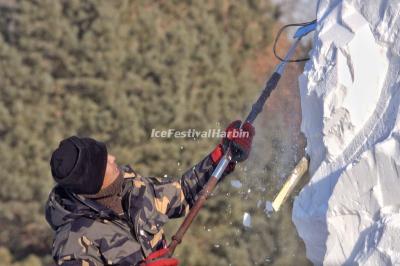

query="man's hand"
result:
[211,120,255,166]
[223,120,255,162]
[140,248,179,266]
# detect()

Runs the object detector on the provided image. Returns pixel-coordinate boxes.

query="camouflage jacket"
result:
[45,153,223,266]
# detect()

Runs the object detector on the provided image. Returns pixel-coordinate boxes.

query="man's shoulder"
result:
[121,164,175,186]
[120,164,141,179]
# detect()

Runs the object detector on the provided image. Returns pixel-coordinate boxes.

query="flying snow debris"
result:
[230,180,242,188]
[243,212,252,228]
[265,201,274,214]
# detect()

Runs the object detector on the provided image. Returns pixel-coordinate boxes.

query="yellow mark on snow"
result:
[272,156,309,212]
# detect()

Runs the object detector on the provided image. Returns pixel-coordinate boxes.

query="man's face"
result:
[101,154,120,189]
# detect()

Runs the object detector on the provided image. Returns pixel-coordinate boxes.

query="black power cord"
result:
[273,19,317,62]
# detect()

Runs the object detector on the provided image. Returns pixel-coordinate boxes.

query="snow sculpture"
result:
[293,0,400,264]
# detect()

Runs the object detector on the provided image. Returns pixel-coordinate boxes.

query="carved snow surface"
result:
[293,0,400,265]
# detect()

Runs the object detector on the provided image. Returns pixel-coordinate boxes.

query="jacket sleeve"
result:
[148,153,219,219]
[180,153,218,208]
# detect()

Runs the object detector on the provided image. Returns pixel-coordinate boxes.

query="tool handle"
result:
[245,37,303,124]
[245,72,281,124]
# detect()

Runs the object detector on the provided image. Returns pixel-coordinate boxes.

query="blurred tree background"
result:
[0,0,311,265]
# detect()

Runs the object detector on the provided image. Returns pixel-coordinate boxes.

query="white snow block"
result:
[243,212,252,228]
[293,0,400,264]
[230,179,243,189]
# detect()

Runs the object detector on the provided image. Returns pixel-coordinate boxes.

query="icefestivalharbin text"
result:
[293,0,400,265]
[150,128,249,139]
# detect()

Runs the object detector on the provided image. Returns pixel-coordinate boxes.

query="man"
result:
[45,120,255,266]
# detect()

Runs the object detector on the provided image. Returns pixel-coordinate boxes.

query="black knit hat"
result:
[50,136,108,194]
